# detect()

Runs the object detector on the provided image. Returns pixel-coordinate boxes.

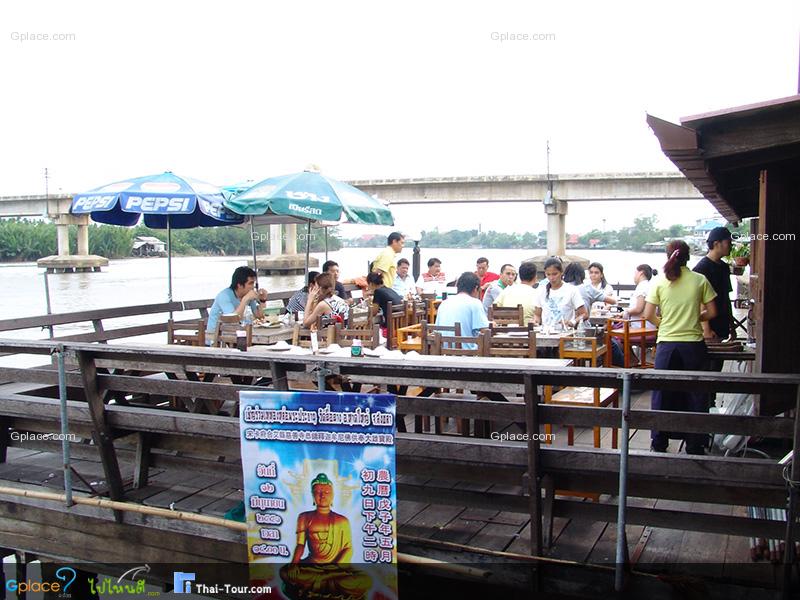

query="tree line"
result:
[346,216,749,250]
[0,218,342,261]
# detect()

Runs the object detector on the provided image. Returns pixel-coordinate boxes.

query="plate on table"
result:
[502,331,530,337]
[263,340,292,351]
[255,322,282,329]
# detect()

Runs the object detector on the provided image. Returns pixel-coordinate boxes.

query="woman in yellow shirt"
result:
[643,240,717,455]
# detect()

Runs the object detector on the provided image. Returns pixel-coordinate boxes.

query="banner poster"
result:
[239,390,398,600]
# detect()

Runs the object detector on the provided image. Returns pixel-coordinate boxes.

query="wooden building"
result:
[648,94,800,414]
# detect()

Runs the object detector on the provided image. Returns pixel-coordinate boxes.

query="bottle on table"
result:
[351,338,363,357]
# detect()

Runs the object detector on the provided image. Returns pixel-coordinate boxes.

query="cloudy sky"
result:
[1,0,798,233]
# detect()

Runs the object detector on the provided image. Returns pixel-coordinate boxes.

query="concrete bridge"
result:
[0,172,703,261]
[351,171,702,254]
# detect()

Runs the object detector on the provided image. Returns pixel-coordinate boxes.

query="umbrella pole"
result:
[325,226,329,261]
[167,219,173,304]
[305,220,311,279]
[250,216,259,286]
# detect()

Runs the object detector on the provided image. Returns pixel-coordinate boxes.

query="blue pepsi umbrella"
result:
[71,172,244,301]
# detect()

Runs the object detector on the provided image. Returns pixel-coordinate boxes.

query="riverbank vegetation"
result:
[346,216,749,251]
[0,219,341,261]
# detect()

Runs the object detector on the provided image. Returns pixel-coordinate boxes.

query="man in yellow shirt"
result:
[493,261,538,325]
[372,232,404,288]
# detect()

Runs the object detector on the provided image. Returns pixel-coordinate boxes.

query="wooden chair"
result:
[431,331,489,357]
[385,301,410,350]
[334,323,380,349]
[487,324,536,358]
[292,324,335,349]
[488,304,524,327]
[167,318,207,347]
[215,315,251,348]
[543,335,618,449]
[420,293,439,323]
[420,321,461,355]
[605,316,657,368]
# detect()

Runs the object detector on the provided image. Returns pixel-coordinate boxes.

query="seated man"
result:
[415,258,447,296]
[482,263,517,314]
[392,258,416,299]
[322,260,351,302]
[435,272,489,350]
[493,261,539,325]
[206,266,267,343]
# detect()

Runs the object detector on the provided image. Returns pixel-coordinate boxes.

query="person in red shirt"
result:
[475,257,499,300]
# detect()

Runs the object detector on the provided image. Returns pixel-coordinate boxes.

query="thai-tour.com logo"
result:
[5,566,76,596]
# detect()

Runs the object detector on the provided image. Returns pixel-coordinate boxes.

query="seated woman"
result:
[302,273,349,329]
[563,262,616,313]
[287,271,320,314]
[367,271,403,337]
[563,262,624,365]
[534,257,587,329]
[624,264,657,320]
[588,262,616,307]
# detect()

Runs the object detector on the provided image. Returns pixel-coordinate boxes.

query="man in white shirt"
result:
[415,258,447,295]
[392,258,416,298]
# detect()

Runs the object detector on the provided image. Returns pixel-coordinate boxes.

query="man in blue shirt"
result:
[206,266,268,342]
[435,272,489,349]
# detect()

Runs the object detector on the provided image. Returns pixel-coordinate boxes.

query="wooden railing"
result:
[0,339,798,592]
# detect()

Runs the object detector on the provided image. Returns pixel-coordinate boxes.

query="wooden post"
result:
[270,362,289,391]
[0,416,9,463]
[524,375,543,557]
[133,432,151,489]
[77,350,125,522]
[781,384,800,599]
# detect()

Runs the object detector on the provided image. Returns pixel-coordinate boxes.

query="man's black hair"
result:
[387,232,404,245]
[230,266,257,290]
[322,260,338,272]
[456,271,480,294]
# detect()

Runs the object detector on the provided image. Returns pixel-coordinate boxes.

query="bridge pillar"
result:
[544,200,568,256]
[284,224,297,254]
[270,224,282,255]
[56,224,70,256]
[37,212,108,273]
[77,223,89,255]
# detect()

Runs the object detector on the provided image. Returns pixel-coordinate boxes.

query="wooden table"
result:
[250,324,295,345]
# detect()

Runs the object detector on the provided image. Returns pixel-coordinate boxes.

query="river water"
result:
[0,247,710,366]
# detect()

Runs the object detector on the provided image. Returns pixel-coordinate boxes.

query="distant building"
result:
[132,236,167,257]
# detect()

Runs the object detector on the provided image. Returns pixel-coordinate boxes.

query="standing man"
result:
[322,260,350,301]
[482,263,517,314]
[372,232,405,288]
[475,257,499,300]
[392,258,416,298]
[693,227,733,343]
[206,266,268,343]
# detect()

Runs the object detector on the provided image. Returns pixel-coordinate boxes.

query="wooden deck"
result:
[1,339,797,599]
[0,391,782,592]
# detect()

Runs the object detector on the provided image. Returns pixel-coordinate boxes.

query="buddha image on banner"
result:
[239,391,398,600]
